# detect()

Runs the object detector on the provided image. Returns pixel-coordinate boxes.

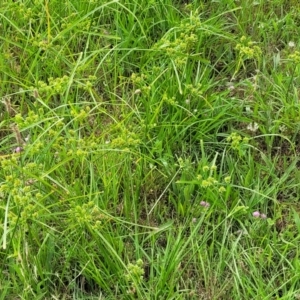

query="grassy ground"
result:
[1,0,300,299]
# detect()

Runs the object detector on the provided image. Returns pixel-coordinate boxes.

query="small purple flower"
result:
[252,211,260,218]
[200,201,210,208]
[14,146,22,153]
[260,213,267,219]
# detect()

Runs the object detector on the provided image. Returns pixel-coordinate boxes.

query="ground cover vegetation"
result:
[1,0,300,299]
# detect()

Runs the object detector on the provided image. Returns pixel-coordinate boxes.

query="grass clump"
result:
[1,0,300,299]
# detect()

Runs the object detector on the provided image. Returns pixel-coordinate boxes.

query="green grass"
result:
[1,0,300,299]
